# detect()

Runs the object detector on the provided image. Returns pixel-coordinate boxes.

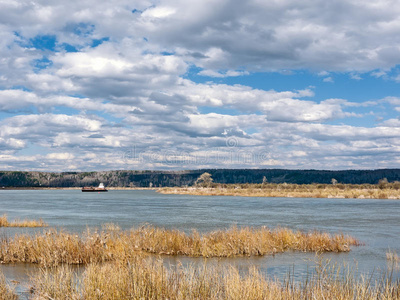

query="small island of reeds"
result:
[0,214,47,228]
[0,225,360,266]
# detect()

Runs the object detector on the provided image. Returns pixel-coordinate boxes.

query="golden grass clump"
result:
[0,214,47,228]
[159,183,400,199]
[0,225,360,266]
[131,225,360,257]
[30,258,400,300]
[0,228,120,266]
[387,250,400,264]
[0,271,18,300]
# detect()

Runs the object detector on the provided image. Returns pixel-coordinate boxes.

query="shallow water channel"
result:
[0,189,399,296]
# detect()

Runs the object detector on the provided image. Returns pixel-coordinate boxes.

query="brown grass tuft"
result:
[0,225,360,266]
[387,250,399,264]
[0,214,47,228]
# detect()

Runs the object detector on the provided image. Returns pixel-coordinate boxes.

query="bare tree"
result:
[378,178,388,189]
[195,172,213,187]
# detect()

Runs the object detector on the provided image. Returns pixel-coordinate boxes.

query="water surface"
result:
[0,190,399,291]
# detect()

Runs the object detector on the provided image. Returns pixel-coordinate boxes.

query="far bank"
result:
[159,183,400,199]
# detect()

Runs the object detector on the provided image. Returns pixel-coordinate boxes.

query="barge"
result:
[82,183,108,192]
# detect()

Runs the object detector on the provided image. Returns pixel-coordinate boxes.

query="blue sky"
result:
[1,0,400,171]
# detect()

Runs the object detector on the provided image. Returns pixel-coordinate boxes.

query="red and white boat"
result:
[82,183,108,192]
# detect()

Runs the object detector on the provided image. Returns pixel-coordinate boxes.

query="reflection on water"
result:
[1,264,39,297]
[0,190,399,293]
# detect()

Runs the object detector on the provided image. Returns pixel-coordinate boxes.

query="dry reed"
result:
[30,258,400,300]
[0,225,360,266]
[0,214,47,228]
[0,271,18,300]
[159,183,400,199]
[387,250,400,264]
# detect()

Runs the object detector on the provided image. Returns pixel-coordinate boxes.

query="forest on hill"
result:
[1,169,400,188]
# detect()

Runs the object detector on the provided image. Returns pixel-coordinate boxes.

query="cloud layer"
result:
[0,0,400,170]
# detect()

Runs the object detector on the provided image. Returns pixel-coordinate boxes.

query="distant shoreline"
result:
[158,184,400,199]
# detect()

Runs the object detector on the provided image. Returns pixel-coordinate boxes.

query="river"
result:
[0,189,399,296]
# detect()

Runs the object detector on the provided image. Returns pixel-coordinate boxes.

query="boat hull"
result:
[81,188,108,192]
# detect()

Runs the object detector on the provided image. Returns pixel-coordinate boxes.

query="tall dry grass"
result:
[0,271,18,300]
[0,214,47,228]
[132,225,360,257]
[0,225,360,266]
[387,250,400,265]
[30,258,400,300]
[159,183,400,199]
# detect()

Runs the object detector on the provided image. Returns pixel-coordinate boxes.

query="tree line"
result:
[1,169,400,187]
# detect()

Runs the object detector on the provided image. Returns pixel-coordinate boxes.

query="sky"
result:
[1,0,400,171]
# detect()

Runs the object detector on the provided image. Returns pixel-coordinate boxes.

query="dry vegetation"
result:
[159,182,400,199]
[29,258,400,300]
[387,250,400,264]
[0,225,360,266]
[0,214,47,228]
[0,271,18,300]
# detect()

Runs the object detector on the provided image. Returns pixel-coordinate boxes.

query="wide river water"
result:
[0,189,399,295]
